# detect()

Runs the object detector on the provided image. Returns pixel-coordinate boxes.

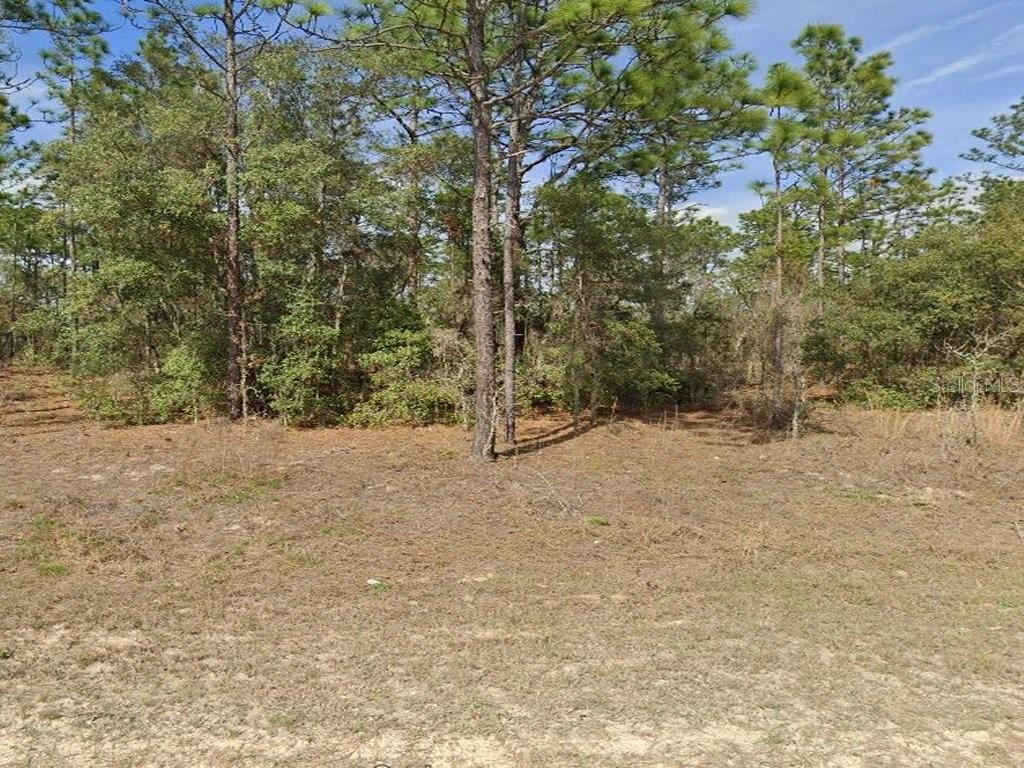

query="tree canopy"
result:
[1,2,1023,450]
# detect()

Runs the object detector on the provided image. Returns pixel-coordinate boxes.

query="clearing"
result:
[1,367,1022,767]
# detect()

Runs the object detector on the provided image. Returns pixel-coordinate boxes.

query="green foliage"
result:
[965,98,1024,174]
[12,307,66,360]
[591,315,677,404]
[148,344,215,422]
[349,329,466,426]
[69,341,218,424]
[841,377,938,411]
[806,184,1024,394]
[258,285,350,426]
[5,2,1024,435]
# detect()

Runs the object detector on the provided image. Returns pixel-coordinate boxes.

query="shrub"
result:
[69,343,217,424]
[842,374,940,411]
[349,329,466,426]
[258,288,351,425]
[147,344,216,422]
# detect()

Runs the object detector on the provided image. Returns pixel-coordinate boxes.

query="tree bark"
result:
[652,154,671,330]
[771,158,785,422]
[502,112,524,444]
[468,0,495,460]
[815,203,826,315]
[404,111,423,298]
[224,0,246,420]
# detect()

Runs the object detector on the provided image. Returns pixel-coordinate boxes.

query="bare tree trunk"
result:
[468,0,495,461]
[224,0,246,420]
[651,153,671,331]
[836,161,847,285]
[771,159,785,423]
[67,99,81,353]
[773,162,784,298]
[405,112,423,299]
[501,0,528,445]
[67,94,80,273]
[503,113,523,444]
[815,203,826,315]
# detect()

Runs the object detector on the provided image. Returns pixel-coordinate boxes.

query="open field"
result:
[1,367,1022,767]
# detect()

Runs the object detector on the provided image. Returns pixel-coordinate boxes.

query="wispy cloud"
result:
[905,23,1024,89]
[874,3,1021,54]
[974,63,1024,83]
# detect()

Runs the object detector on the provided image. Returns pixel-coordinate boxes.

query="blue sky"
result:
[700,0,1024,224]
[8,0,1024,223]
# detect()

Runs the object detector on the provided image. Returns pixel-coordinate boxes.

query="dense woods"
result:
[1,0,1023,457]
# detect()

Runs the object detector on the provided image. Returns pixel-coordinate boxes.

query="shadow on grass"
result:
[498,418,603,458]
[497,405,793,457]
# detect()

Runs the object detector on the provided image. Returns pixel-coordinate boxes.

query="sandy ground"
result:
[1,367,1022,767]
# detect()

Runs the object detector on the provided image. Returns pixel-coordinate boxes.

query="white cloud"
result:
[905,23,1024,89]
[692,204,744,229]
[873,3,1020,54]
[974,63,1024,83]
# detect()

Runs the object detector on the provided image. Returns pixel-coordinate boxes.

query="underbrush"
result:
[726,385,812,435]
[867,405,1024,448]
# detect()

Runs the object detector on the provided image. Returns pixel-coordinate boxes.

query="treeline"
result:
[1,0,1022,457]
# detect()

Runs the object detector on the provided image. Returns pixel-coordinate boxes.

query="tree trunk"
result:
[502,113,523,444]
[223,0,246,420]
[67,94,80,273]
[405,112,423,298]
[773,162,784,298]
[836,160,847,285]
[815,203,826,315]
[468,0,495,460]
[771,159,785,423]
[651,154,671,331]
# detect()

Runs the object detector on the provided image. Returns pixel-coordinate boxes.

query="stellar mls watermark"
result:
[934,373,1024,398]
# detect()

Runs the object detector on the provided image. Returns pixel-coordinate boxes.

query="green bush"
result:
[147,344,216,422]
[349,329,465,426]
[841,375,940,411]
[258,287,351,425]
[12,308,66,362]
[69,343,217,424]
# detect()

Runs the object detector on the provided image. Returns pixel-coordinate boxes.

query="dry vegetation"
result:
[1,367,1022,767]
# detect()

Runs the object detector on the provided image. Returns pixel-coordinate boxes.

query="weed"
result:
[585,515,611,526]
[284,551,320,568]
[159,470,285,505]
[135,510,162,530]
[15,514,125,573]
[37,561,70,577]
[268,713,302,729]
[211,475,283,504]
[209,541,249,570]
[319,523,361,539]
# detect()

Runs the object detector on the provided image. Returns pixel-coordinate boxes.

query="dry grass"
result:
[1,369,1023,767]
[867,404,1024,447]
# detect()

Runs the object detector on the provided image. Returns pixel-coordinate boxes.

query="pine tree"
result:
[791,25,932,287]
[965,98,1024,174]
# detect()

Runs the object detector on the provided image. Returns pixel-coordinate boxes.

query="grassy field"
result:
[1,367,1022,767]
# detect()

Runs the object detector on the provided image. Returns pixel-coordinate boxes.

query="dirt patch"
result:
[1,369,1022,766]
